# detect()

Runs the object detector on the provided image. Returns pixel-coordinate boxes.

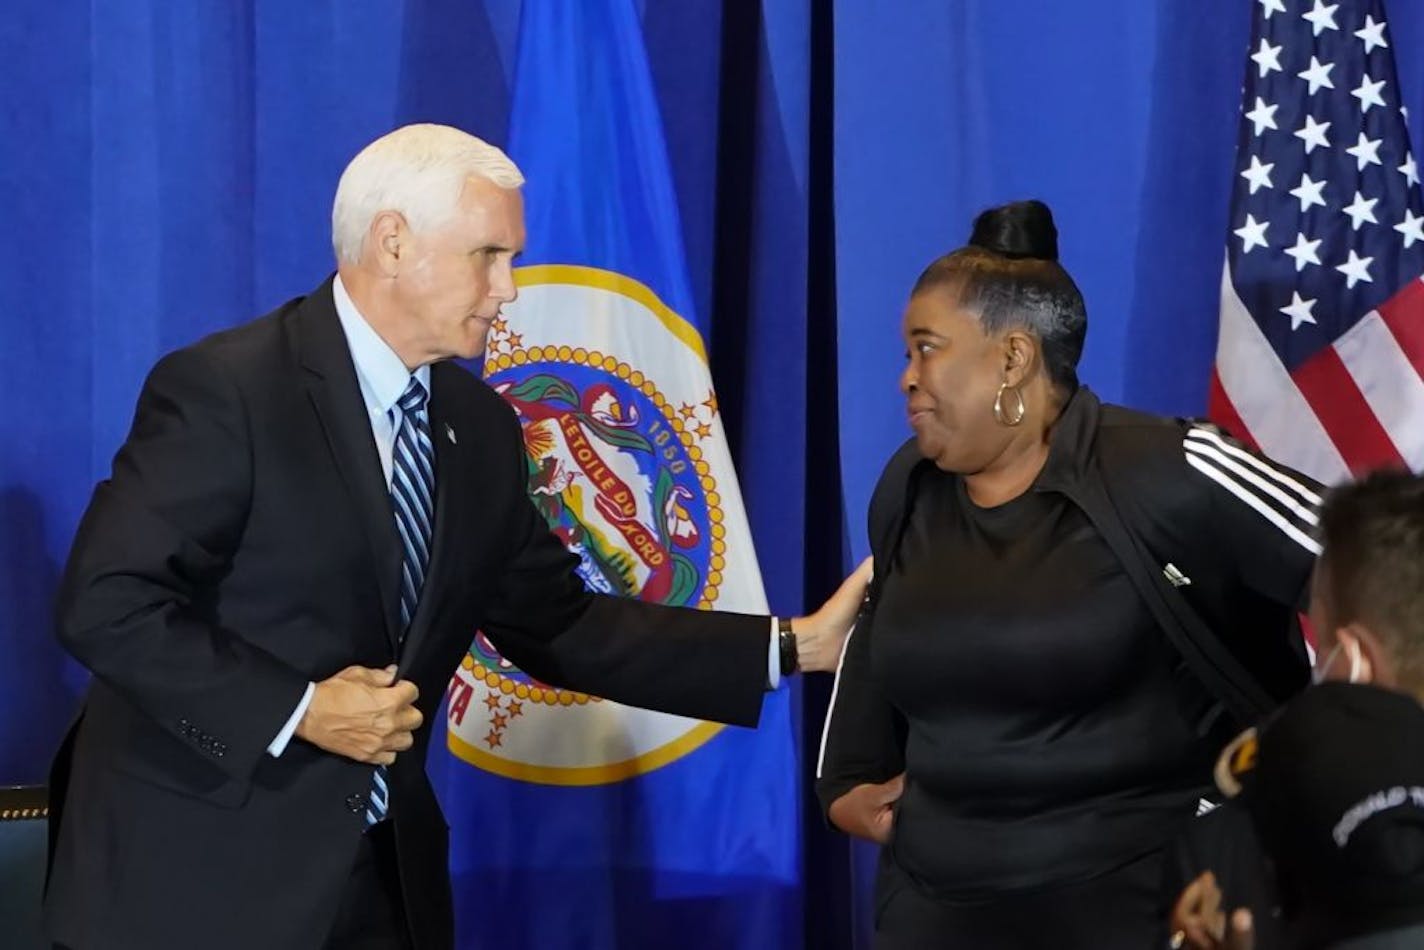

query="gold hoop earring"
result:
[993,382,1026,427]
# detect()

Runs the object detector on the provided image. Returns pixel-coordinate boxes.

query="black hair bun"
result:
[969,200,1059,261]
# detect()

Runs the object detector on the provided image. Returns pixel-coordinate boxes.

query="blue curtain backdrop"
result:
[4,2,1424,948]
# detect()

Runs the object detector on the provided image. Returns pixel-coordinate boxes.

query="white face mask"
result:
[1312,638,1363,685]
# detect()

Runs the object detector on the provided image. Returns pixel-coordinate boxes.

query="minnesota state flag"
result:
[427,2,799,947]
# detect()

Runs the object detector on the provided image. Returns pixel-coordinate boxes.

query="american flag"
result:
[1211,0,1424,481]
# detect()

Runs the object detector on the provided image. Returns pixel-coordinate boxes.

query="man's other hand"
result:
[296,665,422,765]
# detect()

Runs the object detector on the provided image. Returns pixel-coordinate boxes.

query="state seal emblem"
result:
[444,265,768,785]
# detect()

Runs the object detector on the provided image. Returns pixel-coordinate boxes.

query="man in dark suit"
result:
[44,123,868,950]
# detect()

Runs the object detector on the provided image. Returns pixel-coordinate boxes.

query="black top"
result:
[875,471,1215,897]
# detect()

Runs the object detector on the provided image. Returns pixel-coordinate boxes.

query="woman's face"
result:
[899,286,1010,473]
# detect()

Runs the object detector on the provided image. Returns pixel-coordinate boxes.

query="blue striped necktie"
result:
[367,377,434,826]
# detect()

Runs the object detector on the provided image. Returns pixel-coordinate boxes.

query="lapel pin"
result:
[444,423,457,445]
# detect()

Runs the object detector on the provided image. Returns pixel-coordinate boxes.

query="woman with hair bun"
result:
[816,200,1323,947]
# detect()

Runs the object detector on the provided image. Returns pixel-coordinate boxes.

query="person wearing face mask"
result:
[814,200,1323,949]
[1170,469,1424,950]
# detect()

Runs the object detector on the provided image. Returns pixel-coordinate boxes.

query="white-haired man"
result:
[44,124,868,950]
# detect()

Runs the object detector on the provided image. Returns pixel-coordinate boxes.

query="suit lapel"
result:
[293,278,402,649]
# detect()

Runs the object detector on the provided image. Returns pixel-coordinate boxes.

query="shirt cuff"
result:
[767,617,781,690]
[267,682,315,757]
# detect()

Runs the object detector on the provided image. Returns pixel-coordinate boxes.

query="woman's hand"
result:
[828,773,904,844]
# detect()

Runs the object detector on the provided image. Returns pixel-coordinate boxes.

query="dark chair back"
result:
[0,786,49,950]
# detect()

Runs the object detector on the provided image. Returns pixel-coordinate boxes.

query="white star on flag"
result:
[1298,56,1336,95]
[1395,209,1424,249]
[1284,233,1323,271]
[1241,155,1276,193]
[1302,0,1340,36]
[1336,249,1374,288]
[1246,97,1279,135]
[1235,214,1270,253]
[1352,75,1387,114]
[1401,154,1420,187]
[1251,38,1284,78]
[1294,115,1332,153]
[1280,291,1319,330]
[1355,15,1388,54]
[1342,190,1379,230]
[1289,172,1327,211]
[1346,132,1384,171]
[1258,0,1286,17]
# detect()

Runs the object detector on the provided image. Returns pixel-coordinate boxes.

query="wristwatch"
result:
[777,617,799,677]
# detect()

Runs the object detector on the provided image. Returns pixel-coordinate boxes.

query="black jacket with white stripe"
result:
[817,386,1321,821]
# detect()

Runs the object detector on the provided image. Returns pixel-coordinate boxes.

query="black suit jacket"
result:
[45,278,771,950]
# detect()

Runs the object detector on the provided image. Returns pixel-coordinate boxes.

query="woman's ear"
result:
[1001,330,1038,388]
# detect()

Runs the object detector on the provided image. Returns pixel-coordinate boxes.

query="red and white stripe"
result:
[1211,262,1424,483]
